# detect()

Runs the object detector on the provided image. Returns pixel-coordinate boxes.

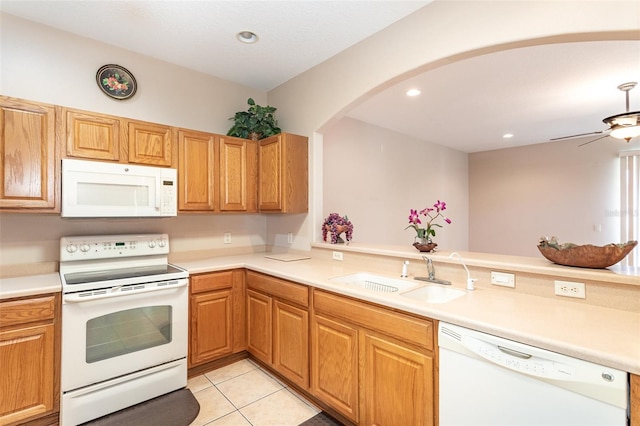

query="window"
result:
[620,151,639,267]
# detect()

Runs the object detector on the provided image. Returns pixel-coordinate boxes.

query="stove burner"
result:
[63,264,185,285]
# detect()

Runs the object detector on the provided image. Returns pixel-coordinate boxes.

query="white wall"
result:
[323,118,468,250]
[469,137,634,257]
[0,14,269,268]
[0,13,262,133]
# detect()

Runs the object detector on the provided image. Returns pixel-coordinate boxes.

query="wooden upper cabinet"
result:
[127,120,174,166]
[177,128,217,212]
[258,132,308,213]
[219,136,257,212]
[64,108,175,166]
[0,96,58,211]
[64,108,121,161]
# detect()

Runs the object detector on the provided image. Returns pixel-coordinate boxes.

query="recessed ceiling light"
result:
[406,88,421,97]
[503,133,514,139]
[237,31,258,44]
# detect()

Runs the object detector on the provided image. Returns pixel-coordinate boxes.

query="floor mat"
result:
[299,411,344,425]
[81,388,199,426]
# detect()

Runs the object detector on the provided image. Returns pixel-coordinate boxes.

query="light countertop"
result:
[0,273,61,299]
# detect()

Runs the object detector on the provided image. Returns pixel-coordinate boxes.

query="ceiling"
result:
[1,1,639,153]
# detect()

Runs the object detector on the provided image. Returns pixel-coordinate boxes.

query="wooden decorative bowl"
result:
[537,239,638,268]
[413,242,438,252]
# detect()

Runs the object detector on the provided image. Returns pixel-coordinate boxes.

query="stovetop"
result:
[59,234,188,292]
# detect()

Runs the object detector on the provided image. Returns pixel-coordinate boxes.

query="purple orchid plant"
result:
[405,200,452,240]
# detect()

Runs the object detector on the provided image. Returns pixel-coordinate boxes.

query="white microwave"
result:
[62,159,177,218]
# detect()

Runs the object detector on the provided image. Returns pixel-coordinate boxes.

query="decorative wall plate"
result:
[96,64,137,100]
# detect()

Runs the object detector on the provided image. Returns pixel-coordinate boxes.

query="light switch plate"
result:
[490,271,515,288]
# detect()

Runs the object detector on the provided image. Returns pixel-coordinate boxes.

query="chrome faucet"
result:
[426,257,436,280]
[449,252,477,291]
[414,256,451,285]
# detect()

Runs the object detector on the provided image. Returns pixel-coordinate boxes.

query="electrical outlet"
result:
[223,232,231,244]
[332,251,343,261]
[287,232,293,244]
[554,280,586,299]
[490,271,515,288]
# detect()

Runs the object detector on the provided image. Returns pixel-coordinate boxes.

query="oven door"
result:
[61,278,188,392]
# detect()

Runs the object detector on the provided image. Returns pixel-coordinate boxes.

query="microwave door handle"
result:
[155,175,161,210]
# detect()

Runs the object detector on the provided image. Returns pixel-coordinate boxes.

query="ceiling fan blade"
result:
[578,134,609,147]
[550,130,605,141]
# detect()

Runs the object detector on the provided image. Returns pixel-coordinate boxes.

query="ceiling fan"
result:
[551,81,640,146]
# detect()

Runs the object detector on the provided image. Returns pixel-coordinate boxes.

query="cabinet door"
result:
[0,97,57,210]
[361,332,434,426]
[258,135,282,211]
[219,136,257,212]
[258,133,308,213]
[64,109,121,161]
[177,129,216,211]
[311,314,359,423]
[127,120,174,167]
[632,374,640,426]
[0,323,55,425]
[190,289,233,366]
[246,289,272,364]
[273,300,309,389]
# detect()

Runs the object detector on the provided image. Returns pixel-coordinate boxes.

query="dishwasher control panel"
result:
[466,335,574,380]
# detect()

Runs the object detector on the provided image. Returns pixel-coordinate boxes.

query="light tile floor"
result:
[187,359,320,426]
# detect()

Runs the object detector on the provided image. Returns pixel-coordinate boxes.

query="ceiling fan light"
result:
[610,124,640,140]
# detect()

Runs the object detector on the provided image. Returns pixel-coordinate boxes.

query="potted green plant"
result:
[227,98,281,140]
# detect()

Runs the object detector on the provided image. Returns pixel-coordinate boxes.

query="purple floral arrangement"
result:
[322,213,353,244]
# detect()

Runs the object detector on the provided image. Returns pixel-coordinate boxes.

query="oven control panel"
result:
[60,234,170,261]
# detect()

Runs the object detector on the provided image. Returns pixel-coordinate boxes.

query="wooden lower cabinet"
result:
[0,294,59,425]
[362,331,434,426]
[311,314,359,422]
[311,289,435,426]
[246,271,310,389]
[246,289,272,364]
[189,270,245,367]
[273,299,309,389]
[632,374,640,426]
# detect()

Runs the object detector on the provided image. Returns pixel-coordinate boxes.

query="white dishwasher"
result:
[438,322,628,426]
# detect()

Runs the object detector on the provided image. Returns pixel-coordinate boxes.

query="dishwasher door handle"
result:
[498,345,532,359]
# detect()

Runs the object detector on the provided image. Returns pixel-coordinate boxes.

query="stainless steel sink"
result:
[399,285,465,304]
[329,273,419,293]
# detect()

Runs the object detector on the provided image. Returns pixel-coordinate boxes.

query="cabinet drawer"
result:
[313,290,433,350]
[191,271,234,294]
[246,271,309,307]
[0,295,56,328]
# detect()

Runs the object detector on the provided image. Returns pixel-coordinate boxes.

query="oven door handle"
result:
[63,280,188,303]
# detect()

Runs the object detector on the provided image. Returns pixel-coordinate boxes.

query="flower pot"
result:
[248,132,262,141]
[325,224,349,243]
[413,237,437,252]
